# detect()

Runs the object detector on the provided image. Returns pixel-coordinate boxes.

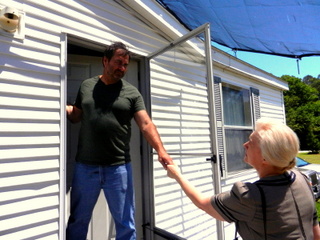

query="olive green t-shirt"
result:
[74,76,146,165]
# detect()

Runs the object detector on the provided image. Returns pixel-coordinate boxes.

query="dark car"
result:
[296,156,320,200]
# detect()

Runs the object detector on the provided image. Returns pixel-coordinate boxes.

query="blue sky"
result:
[214,44,320,79]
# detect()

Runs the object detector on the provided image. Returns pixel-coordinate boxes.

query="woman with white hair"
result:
[167,119,320,240]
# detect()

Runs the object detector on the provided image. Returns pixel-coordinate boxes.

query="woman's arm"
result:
[167,164,225,221]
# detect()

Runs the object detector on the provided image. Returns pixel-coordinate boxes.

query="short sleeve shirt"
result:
[74,76,146,165]
[211,170,317,240]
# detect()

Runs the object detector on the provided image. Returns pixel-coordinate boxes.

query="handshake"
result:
[166,162,181,180]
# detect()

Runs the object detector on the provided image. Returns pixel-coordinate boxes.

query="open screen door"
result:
[143,23,225,240]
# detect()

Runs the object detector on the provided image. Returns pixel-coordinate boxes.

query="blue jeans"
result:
[66,162,136,240]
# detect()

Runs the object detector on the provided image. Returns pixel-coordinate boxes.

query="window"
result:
[222,84,253,173]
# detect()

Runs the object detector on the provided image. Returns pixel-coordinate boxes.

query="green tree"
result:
[303,75,320,98]
[282,75,320,153]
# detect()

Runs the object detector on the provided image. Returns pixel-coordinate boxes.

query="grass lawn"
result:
[297,152,320,164]
[317,200,320,222]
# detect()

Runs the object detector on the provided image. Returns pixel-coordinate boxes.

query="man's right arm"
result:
[66,105,82,123]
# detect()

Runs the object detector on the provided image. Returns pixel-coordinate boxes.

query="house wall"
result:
[0,0,174,239]
[0,0,63,237]
[0,0,288,239]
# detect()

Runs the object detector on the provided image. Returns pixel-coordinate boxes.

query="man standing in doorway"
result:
[66,42,173,240]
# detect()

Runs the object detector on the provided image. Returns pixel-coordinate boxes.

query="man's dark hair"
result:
[103,42,131,61]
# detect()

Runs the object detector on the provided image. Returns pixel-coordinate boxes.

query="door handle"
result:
[219,154,223,177]
[206,155,224,177]
[206,155,216,163]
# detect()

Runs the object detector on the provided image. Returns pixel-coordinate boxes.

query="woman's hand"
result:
[167,163,181,180]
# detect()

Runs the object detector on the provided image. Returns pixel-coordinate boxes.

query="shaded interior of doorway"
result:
[66,43,103,192]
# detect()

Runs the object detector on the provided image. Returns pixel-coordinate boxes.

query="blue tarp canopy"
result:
[157,0,320,58]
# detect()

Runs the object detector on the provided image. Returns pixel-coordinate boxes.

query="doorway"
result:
[66,42,143,239]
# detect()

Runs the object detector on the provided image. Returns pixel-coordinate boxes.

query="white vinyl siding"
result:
[0,15,61,237]
[259,87,286,120]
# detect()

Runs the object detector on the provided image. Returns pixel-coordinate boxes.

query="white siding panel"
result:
[0,209,59,237]
[0,171,59,188]
[0,159,59,174]
[0,184,59,202]
[0,147,59,161]
[0,1,61,238]
[0,122,60,132]
[259,86,286,121]
[0,96,59,110]
[0,195,59,217]
[0,82,60,98]
[0,69,60,87]
[0,109,60,121]
[2,222,59,240]
[26,25,62,45]
[21,37,61,55]
[9,46,60,66]
[0,136,59,146]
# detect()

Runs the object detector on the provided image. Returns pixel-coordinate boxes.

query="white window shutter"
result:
[213,76,225,177]
[250,87,261,123]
